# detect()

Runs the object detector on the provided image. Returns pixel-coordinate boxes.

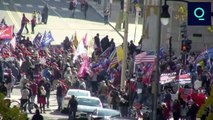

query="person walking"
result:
[56,81,64,111]
[31,16,36,34]
[41,5,48,24]
[32,109,43,120]
[29,81,38,104]
[37,81,46,113]
[17,13,29,35]
[20,84,30,112]
[83,1,88,19]
[69,0,77,18]
[44,79,51,108]
[103,8,109,24]
[67,95,78,120]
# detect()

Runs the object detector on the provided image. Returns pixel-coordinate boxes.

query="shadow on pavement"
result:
[49,110,68,116]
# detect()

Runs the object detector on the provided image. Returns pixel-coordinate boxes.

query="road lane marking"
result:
[61,8,68,11]
[26,4,33,8]
[14,3,21,7]
[38,5,43,8]
[2,2,9,5]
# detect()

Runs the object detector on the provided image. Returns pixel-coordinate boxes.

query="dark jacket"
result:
[68,98,78,111]
[32,114,43,120]
[56,85,63,97]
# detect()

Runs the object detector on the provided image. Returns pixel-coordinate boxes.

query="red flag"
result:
[0,25,13,39]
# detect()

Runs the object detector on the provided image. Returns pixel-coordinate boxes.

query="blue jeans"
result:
[57,96,64,110]
[71,9,76,18]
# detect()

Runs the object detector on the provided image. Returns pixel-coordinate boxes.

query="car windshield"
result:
[77,98,101,107]
[97,109,120,117]
[67,91,90,97]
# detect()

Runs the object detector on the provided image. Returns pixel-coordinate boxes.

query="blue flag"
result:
[159,47,164,59]
[33,33,42,48]
[40,31,54,48]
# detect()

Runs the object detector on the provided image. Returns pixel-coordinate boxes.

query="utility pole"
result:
[120,0,129,90]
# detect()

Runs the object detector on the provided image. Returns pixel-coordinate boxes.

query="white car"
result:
[76,96,103,119]
[64,89,91,108]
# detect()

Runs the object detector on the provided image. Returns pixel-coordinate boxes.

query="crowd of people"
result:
[1,2,213,120]
[1,28,213,120]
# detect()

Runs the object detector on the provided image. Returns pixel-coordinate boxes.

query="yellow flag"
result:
[117,46,123,62]
[73,32,78,48]
[88,37,94,57]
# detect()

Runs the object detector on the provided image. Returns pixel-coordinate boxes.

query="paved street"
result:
[9,86,68,120]
[0,0,143,119]
[0,0,125,46]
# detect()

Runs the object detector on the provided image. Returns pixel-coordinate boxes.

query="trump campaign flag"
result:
[33,33,42,48]
[40,31,54,48]
[0,25,13,39]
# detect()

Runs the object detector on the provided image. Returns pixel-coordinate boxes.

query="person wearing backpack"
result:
[21,84,30,112]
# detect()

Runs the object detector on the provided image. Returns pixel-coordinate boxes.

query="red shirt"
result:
[30,83,38,96]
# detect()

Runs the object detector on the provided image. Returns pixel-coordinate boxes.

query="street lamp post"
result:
[152,0,162,120]
[120,0,130,90]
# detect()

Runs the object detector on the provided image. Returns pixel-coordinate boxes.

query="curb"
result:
[88,1,124,39]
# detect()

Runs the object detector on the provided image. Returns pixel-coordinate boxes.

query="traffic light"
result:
[186,39,192,52]
[180,22,187,38]
[181,39,192,52]
[181,40,187,52]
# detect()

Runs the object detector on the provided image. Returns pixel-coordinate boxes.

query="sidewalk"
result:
[88,0,143,44]
[88,0,142,24]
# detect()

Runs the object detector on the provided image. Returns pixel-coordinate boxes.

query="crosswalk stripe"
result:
[50,6,56,10]
[61,8,68,11]
[2,2,9,5]
[76,9,80,12]
[26,4,33,8]
[14,3,21,7]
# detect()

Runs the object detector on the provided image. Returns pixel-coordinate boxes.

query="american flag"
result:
[134,52,147,64]
[140,55,156,62]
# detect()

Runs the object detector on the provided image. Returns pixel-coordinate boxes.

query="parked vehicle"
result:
[75,96,103,119]
[64,89,91,109]
[90,108,121,120]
